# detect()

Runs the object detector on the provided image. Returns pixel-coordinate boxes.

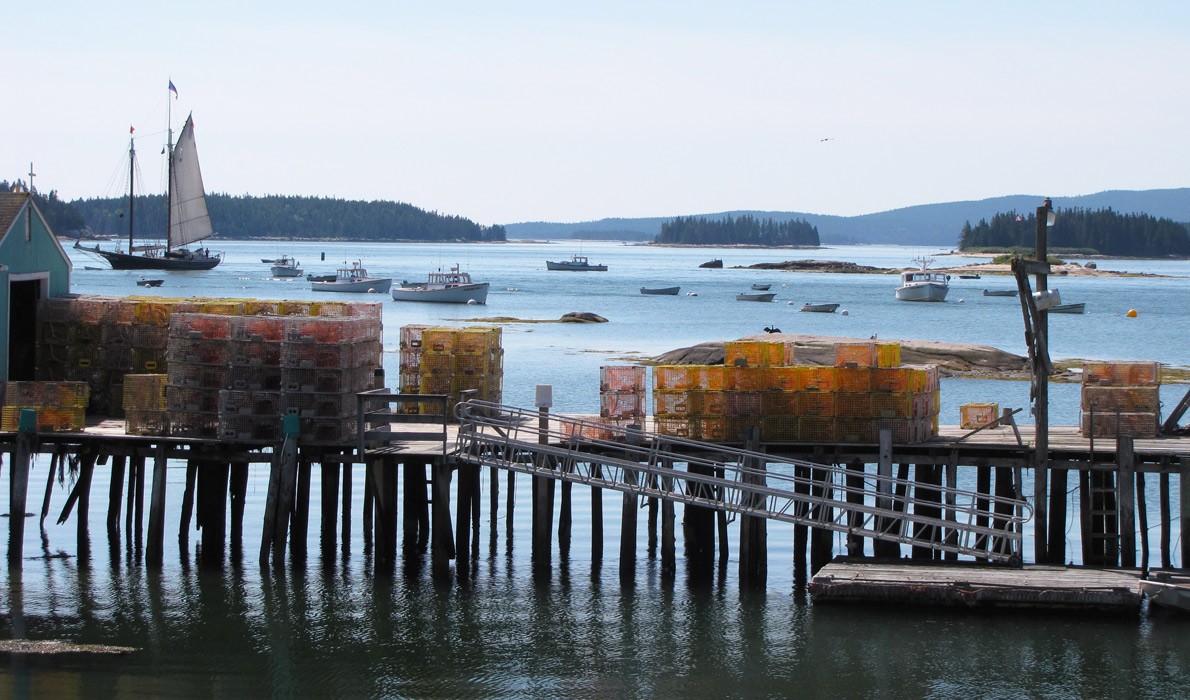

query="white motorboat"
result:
[546,255,607,271]
[800,302,839,313]
[310,260,392,293]
[270,255,303,278]
[391,265,489,304]
[736,292,776,302]
[895,257,949,302]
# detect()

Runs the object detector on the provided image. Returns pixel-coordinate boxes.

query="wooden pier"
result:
[4,399,1189,614]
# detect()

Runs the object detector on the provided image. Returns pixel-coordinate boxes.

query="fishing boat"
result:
[270,255,303,278]
[983,289,1018,297]
[751,283,772,291]
[1049,302,1085,314]
[391,265,489,304]
[895,257,949,302]
[736,292,776,302]
[699,258,723,268]
[135,277,164,288]
[306,273,336,283]
[310,261,392,293]
[546,255,607,271]
[640,286,681,296]
[77,85,221,271]
[800,302,839,313]
[958,274,982,279]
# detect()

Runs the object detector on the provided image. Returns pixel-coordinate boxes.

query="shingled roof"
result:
[0,191,31,236]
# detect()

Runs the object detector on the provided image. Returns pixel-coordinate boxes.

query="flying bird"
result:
[820,137,833,142]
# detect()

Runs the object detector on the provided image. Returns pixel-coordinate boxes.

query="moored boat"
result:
[736,292,776,302]
[895,257,949,302]
[640,286,680,296]
[310,261,392,293]
[270,255,303,278]
[1049,302,1085,314]
[546,255,608,271]
[391,265,489,304]
[751,283,771,291]
[800,302,839,313]
[983,289,1017,297]
[136,277,164,287]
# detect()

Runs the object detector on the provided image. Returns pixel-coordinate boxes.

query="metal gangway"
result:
[455,401,1030,563]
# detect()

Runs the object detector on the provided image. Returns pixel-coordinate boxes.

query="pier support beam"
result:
[430,460,454,577]
[1117,437,1136,568]
[107,454,126,539]
[619,467,638,586]
[1181,456,1189,571]
[8,413,36,564]
[146,443,168,567]
[321,461,340,556]
[739,429,767,588]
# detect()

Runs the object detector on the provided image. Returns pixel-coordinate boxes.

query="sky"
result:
[5,2,1190,225]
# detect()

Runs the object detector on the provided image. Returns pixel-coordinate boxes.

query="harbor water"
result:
[3,241,1188,697]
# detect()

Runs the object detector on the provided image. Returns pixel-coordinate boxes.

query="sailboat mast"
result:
[166,81,174,253]
[128,137,135,252]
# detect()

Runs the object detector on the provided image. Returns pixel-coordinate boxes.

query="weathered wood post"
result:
[620,431,640,586]
[1117,436,1136,568]
[792,463,810,590]
[660,459,675,581]
[531,386,554,568]
[229,462,248,564]
[180,462,198,552]
[40,449,61,526]
[260,418,299,567]
[320,461,340,556]
[944,452,959,561]
[146,443,169,567]
[340,460,351,558]
[591,463,604,561]
[1137,469,1149,573]
[430,459,454,577]
[873,430,898,558]
[401,462,426,551]
[291,457,312,563]
[975,464,991,560]
[1159,471,1171,569]
[1034,197,1053,565]
[911,464,942,560]
[8,410,36,564]
[739,428,767,587]
[810,462,834,575]
[107,454,126,538]
[455,461,473,576]
[369,456,397,573]
[993,465,1015,561]
[845,458,865,557]
[1181,456,1189,571]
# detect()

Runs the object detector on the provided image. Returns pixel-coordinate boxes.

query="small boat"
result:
[983,289,1018,297]
[136,277,164,287]
[736,292,776,302]
[1049,302,1085,314]
[958,274,982,279]
[270,255,303,278]
[310,261,392,293]
[895,257,949,302]
[699,258,723,268]
[306,273,336,283]
[261,258,283,264]
[546,255,607,271]
[1139,577,1190,613]
[751,283,771,291]
[800,302,839,313]
[391,265,490,304]
[640,286,680,296]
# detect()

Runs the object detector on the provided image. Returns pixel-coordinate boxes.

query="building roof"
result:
[0,191,30,235]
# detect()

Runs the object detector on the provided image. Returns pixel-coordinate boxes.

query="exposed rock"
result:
[742,260,887,273]
[559,312,608,323]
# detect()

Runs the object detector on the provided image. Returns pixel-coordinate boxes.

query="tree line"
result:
[958,207,1189,257]
[2,180,505,243]
[656,214,820,246]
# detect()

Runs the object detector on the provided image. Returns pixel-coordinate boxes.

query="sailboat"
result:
[79,85,222,270]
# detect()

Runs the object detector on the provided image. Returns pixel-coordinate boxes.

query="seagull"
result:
[820,137,833,142]
[870,333,877,339]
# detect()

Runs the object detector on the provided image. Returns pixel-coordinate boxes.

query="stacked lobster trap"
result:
[398,324,503,420]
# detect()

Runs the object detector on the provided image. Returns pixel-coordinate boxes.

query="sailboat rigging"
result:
[78,82,222,270]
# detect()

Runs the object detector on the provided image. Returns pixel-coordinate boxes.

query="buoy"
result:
[1126,308,1138,317]
[841,310,848,316]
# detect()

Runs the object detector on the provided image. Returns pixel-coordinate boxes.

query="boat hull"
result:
[311,278,392,293]
[392,282,490,304]
[91,246,221,271]
[1049,303,1085,314]
[640,287,680,295]
[895,283,948,302]
[800,303,839,313]
[546,261,608,271]
[983,289,1017,297]
[736,292,776,302]
[271,265,304,278]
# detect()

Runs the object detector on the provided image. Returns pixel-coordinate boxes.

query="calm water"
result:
[3,241,1188,698]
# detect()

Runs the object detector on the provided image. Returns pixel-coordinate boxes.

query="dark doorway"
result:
[8,279,41,380]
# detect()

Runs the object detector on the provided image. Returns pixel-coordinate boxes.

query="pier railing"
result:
[456,401,1030,563]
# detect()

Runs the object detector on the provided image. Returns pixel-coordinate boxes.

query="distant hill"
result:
[502,188,1190,247]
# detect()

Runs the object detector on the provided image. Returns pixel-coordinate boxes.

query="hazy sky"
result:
[6,2,1188,225]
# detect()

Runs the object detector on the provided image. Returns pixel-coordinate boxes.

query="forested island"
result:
[655,214,820,246]
[958,207,1189,257]
[3,182,505,243]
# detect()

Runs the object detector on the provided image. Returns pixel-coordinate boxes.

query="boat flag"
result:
[169,80,178,98]
[130,125,135,134]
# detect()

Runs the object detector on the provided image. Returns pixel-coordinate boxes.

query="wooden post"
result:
[1137,470,1149,573]
[685,460,715,580]
[180,462,198,552]
[401,462,423,550]
[559,460,573,558]
[810,463,834,575]
[488,465,499,553]
[532,406,554,567]
[1181,456,1190,571]
[290,458,312,563]
[362,462,374,550]
[1078,467,1092,566]
[107,455,126,538]
[268,432,299,566]
[1117,436,1136,568]
[845,459,865,557]
[1049,462,1068,564]
[912,464,942,560]
[975,464,991,559]
[993,465,1015,561]
[340,461,351,558]
[430,460,454,577]
[321,462,340,555]
[1159,472,1171,569]
[455,463,473,576]
[793,464,809,590]
[944,453,959,561]
[619,466,638,585]
[716,465,729,570]
[229,462,248,564]
[40,449,60,526]
[739,428,766,587]
[199,461,231,569]
[660,461,675,581]
[873,429,898,558]
[133,453,145,558]
[646,474,658,557]
[591,463,604,561]
[8,413,36,564]
[368,456,396,572]
[1033,197,1052,565]
[146,443,168,567]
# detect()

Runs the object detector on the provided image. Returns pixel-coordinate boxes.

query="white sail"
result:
[168,114,214,249]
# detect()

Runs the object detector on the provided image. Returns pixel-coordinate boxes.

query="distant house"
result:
[0,190,72,381]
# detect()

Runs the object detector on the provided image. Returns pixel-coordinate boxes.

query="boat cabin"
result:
[0,191,73,381]
[900,270,949,285]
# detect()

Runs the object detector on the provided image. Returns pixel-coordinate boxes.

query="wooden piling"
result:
[992,465,1015,560]
[401,462,424,550]
[810,463,833,575]
[430,460,454,576]
[1117,436,1136,568]
[290,458,312,563]
[975,464,991,559]
[591,464,604,561]
[229,462,248,561]
[943,452,959,561]
[146,443,168,566]
[1049,463,1068,565]
[368,456,397,572]
[107,455,125,537]
[619,466,638,584]
[321,462,340,555]
[40,448,60,526]
[1181,456,1189,571]
[845,459,865,557]
[1159,472,1171,569]
[455,463,473,576]
[660,462,675,580]
[559,461,573,557]
[793,464,810,589]
[739,429,767,587]
[912,464,942,560]
[646,474,658,557]
[198,461,231,569]
[1136,470,1149,572]
[340,462,351,557]
[873,430,898,558]
[684,460,715,577]
[8,417,35,564]
[180,462,198,550]
[133,454,145,557]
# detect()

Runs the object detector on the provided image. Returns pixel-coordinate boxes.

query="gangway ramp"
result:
[455,401,1030,563]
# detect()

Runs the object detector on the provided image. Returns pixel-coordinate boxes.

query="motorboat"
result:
[270,255,303,278]
[699,258,723,268]
[736,292,776,302]
[546,255,607,271]
[1049,302,1085,314]
[306,273,336,283]
[640,286,681,295]
[391,265,489,304]
[1139,577,1190,613]
[958,274,982,279]
[983,289,1017,297]
[751,283,771,291]
[136,277,164,287]
[800,302,839,313]
[310,260,392,293]
[895,257,949,302]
